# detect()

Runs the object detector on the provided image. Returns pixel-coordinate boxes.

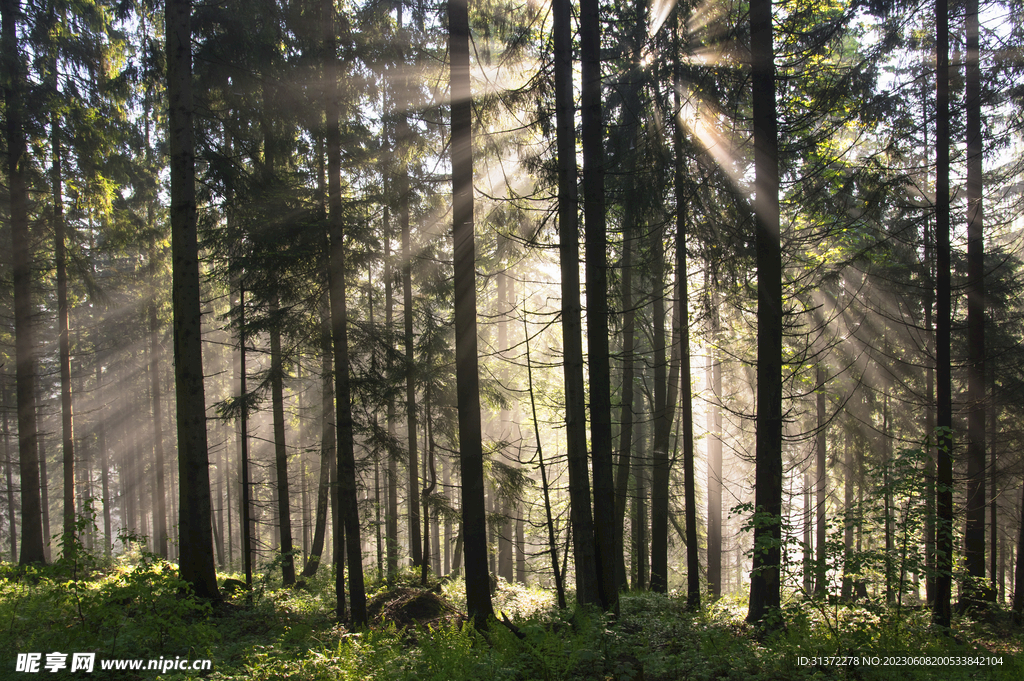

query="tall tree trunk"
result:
[39,435,51,561]
[303,149,333,579]
[450,0,495,627]
[990,405,999,596]
[3,0,46,566]
[707,288,723,598]
[924,212,936,606]
[614,0,643,590]
[747,0,784,627]
[552,0,599,607]
[580,0,617,614]
[3,386,17,561]
[149,232,168,558]
[421,383,438,585]
[384,206,400,578]
[50,63,77,546]
[884,393,893,602]
[497,274,514,584]
[934,0,953,629]
[1013,480,1024,615]
[145,102,168,559]
[650,219,672,593]
[633,394,648,591]
[269,294,296,586]
[672,38,699,610]
[964,0,988,605]
[815,367,827,595]
[166,0,218,600]
[324,1,366,626]
[614,215,636,592]
[396,4,421,570]
[235,288,255,595]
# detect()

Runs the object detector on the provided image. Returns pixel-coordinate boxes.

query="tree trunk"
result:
[3,0,46,566]
[990,405,999,595]
[672,45,699,609]
[269,294,296,586]
[633,388,648,591]
[166,0,218,600]
[934,0,953,629]
[396,4,421,571]
[385,213,400,578]
[39,436,51,561]
[553,0,599,608]
[747,0,784,627]
[614,213,635,593]
[324,0,366,626]
[650,217,671,594]
[50,65,77,546]
[450,0,495,627]
[145,104,168,559]
[964,0,987,605]
[1013,479,1024,614]
[303,153,334,579]
[580,0,617,614]
[707,289,723,598]
[3,387,17,561]
[815,367,827,595]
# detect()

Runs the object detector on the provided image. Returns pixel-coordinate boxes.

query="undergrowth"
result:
[1,556,1021,680]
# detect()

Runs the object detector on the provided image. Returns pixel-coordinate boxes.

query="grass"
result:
[1,552,1022,680]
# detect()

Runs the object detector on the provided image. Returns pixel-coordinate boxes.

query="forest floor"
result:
[1,548,1022,680]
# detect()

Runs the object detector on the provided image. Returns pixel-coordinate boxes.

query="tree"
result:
[963,0,988,605]
[3,0,46,566]
[580,0,617,613]
[747,0,784,626]
[324,0,366,626]
[166,0,219,600]
[450,0,494,628]
[553,0,600,607]
[933,0,953,629]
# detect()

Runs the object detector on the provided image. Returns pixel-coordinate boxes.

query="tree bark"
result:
[815,367,827,595]
[50,59,77,545]
[450,0,495,627]
[303,151,334,579]
[396,4,421,570]
[747,0,784,627]
[324,1,366,625]
[148,231,168,558]
[553,0,599,607]
[3,386,17,561]
[269,294,296,585]
[964,0,987,605]
[614,214,636,592]
[934,0,953,629]
[672,38,699,610]
[166,0,218,599]
[650,217,671,594]
[581,0,617,614]
[3,0,46,566]
[707,289,722,598]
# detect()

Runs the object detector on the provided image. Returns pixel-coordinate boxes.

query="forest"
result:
[3,0,1024,677]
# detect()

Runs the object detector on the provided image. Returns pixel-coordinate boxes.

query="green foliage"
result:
[1,555,1021,680]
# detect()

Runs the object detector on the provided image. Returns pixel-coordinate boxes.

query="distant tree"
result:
[933,0,953,629]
